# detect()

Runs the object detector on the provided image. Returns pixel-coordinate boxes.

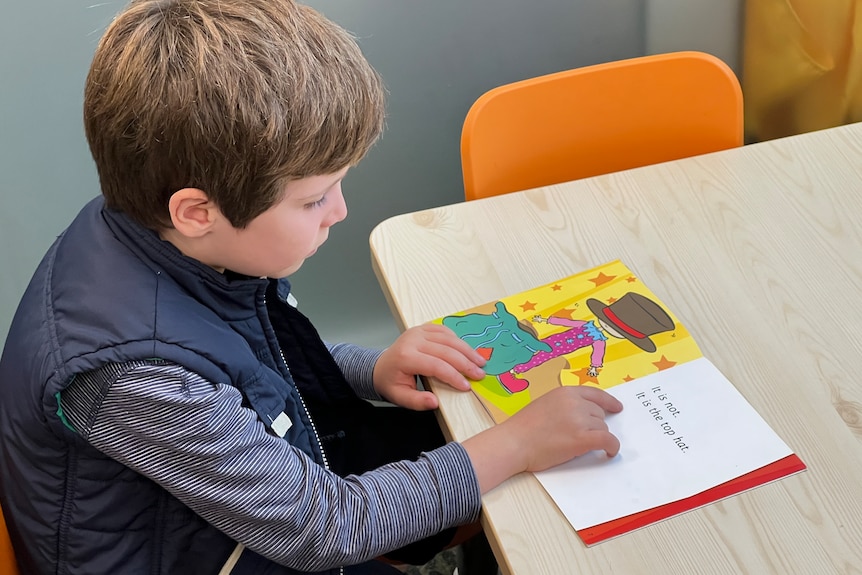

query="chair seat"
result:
[0,503,19,575]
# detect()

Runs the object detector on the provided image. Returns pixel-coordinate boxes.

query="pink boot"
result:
[497,371,529,394]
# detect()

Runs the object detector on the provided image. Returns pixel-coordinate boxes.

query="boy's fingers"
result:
[423,324,488,366]
[419,342,485,384]
[585,401,609,420]
[427,362,473,391]
[387,387,438,411]
[586,429,621,458]
[575,386,624,413]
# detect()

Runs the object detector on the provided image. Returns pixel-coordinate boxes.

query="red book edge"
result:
[576,454,807,546]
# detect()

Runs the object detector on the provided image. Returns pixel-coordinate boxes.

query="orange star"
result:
[571,367,599,385]
[626,276,637,283]
[520,300,537,311]
[606,296,617,304]
[589,272,616,287]
[622,375,634,382]
[551,284,563,291]
[551,308,576,319]
[652,355,677,371]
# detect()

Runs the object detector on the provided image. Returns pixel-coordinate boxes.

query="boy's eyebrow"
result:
[292,177,345,200]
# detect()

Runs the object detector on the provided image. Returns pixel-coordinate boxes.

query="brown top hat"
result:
[586,292,675,353]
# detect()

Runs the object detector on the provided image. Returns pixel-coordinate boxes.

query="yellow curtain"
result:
[743,0,862,141]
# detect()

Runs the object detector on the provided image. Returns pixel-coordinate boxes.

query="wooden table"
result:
[369,122,862,574]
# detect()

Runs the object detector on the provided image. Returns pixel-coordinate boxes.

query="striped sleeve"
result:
[59,361,481,571]
[325,342,384,401]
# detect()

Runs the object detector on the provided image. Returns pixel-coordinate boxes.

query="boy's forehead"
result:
[284,168,350,195]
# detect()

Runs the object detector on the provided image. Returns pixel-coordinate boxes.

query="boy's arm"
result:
[324,332,622,494]
[325,341,384,401]
[325,339,622,494]
[60,360,480,572]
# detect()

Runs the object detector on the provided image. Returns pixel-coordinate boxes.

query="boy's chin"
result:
[271,260,305,279]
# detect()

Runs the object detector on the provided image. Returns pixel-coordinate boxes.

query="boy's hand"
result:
[373,324,486,410]
[463,386,623,493]
[506,386,622,471]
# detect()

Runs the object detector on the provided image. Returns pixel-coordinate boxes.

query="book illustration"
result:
[435,260,806,545]
[444,292,675,392]
[439,260,702,422]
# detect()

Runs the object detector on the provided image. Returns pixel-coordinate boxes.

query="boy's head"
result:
[84,0,385,231]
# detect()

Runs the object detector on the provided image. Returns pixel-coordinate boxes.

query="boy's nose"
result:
[324,189,347,227]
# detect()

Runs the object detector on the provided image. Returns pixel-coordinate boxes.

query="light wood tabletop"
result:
[369,122,862,574]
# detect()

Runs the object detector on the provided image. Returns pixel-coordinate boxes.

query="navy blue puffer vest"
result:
[0,197,370,574]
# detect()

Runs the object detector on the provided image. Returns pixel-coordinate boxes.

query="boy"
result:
[0,0,622,573]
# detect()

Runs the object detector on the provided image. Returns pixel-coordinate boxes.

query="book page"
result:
[533,356,793,530]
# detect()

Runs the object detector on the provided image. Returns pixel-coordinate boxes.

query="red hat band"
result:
[603,307,647,339]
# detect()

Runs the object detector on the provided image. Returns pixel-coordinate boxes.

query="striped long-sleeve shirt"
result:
[59,343,481,572]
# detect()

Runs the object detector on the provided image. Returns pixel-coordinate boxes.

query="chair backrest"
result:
[461,51,743,201]
[0,503,20,575]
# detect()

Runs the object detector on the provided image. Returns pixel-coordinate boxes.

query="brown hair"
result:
[84,0,385,229]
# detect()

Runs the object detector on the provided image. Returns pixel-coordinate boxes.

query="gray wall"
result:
[0,2,118,349]
[0,0,741,351]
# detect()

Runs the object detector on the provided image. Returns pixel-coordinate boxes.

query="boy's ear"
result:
[167,188,221,238]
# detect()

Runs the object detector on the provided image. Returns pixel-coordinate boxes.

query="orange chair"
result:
[0,503,19,575]
[461,51,743,200]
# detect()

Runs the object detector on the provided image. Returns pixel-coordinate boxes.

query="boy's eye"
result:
[305,195,328,209]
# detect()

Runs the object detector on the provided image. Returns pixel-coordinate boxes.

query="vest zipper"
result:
[266,293,341,574]
[277,347,330,470]
[278,352,343,575]
[263,292,330,470]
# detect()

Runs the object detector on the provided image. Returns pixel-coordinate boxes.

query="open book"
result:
[435,260,806,545]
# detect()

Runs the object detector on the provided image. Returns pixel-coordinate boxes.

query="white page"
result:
[534,357,793,530]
